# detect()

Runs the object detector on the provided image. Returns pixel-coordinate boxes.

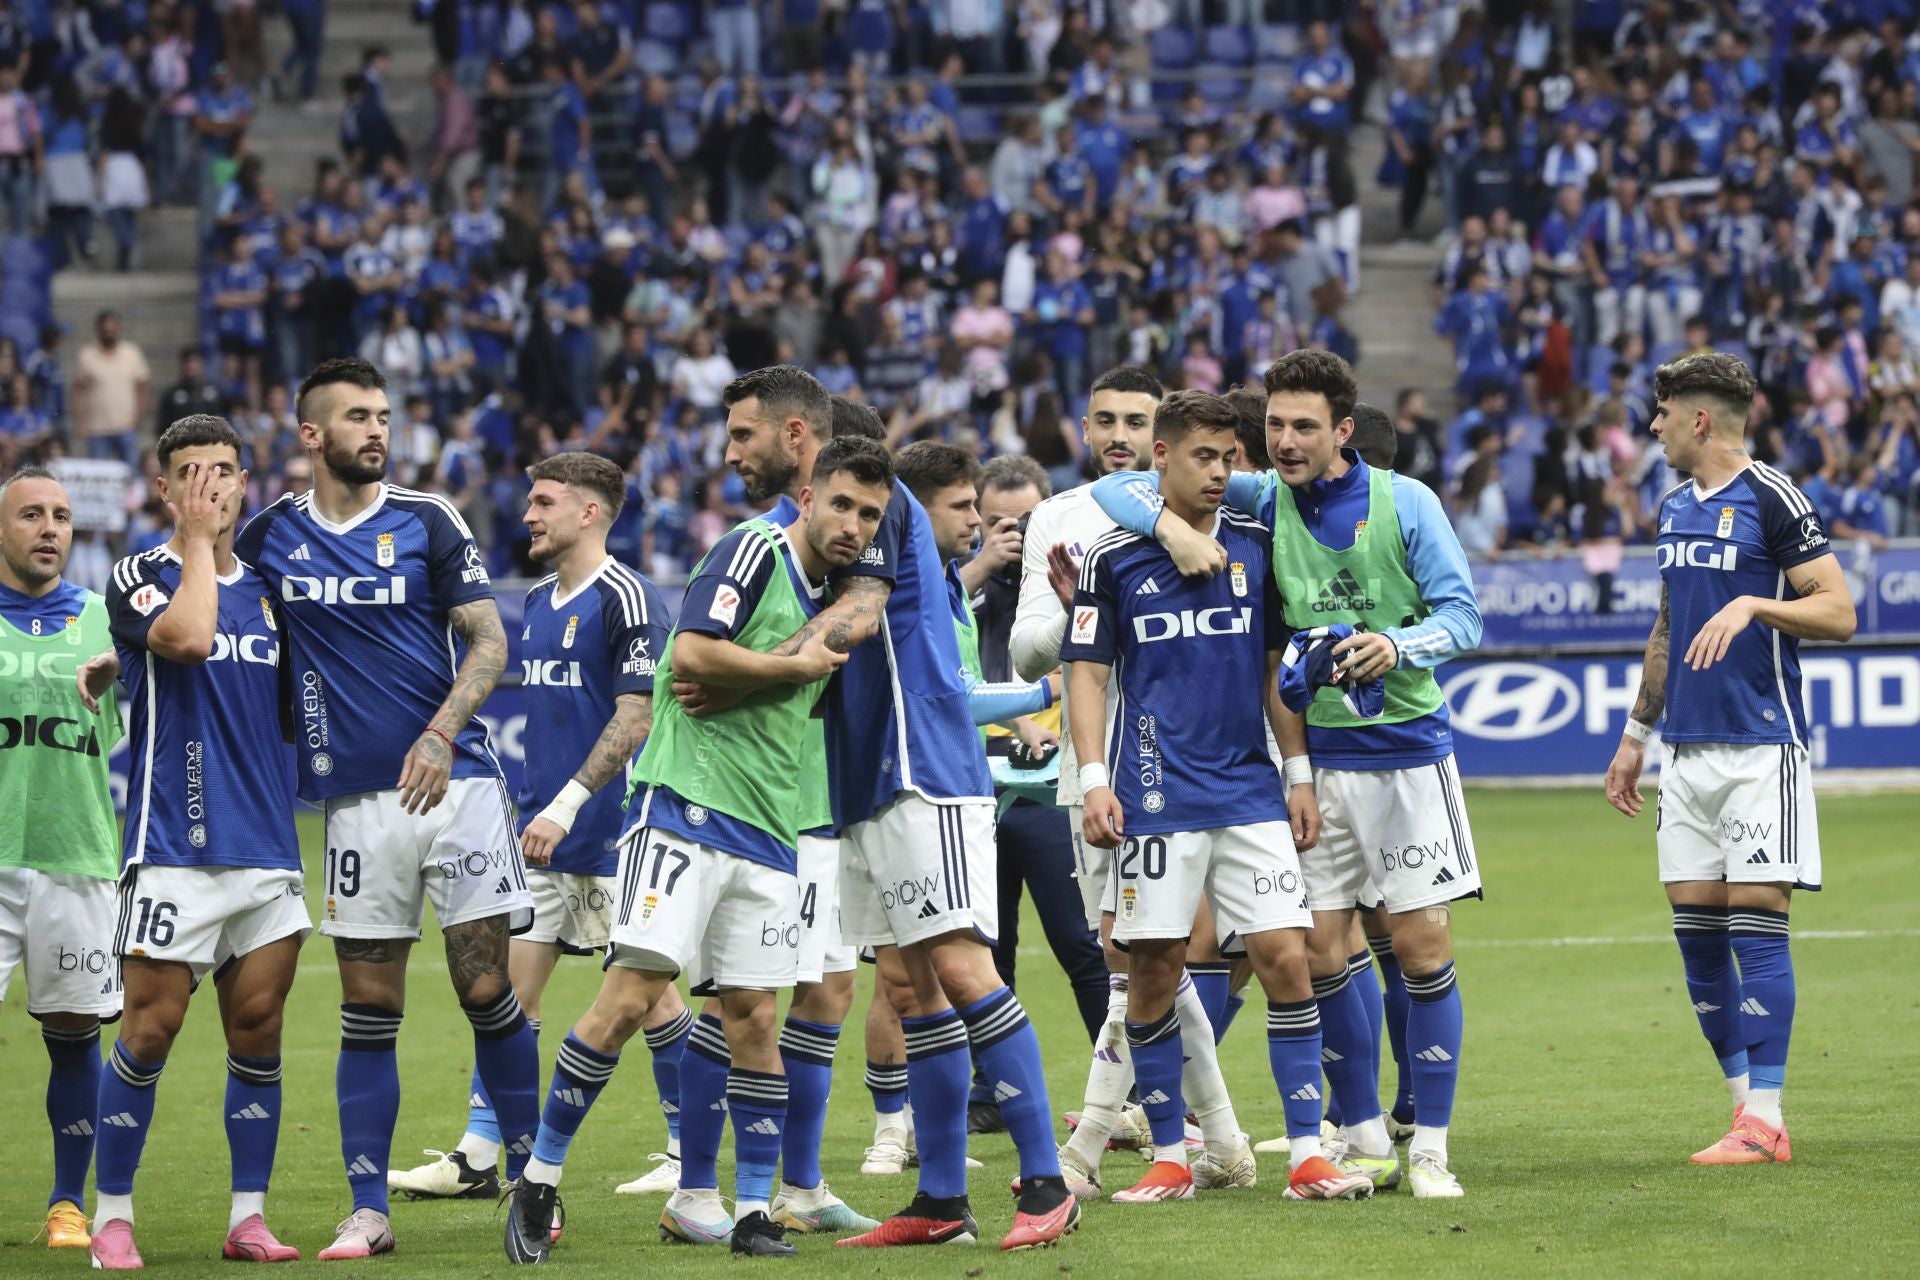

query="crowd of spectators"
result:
[1412,1,1920,557]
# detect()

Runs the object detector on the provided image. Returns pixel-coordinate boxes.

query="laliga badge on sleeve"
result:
[1717,506,1736,539]
[1070,606,1098,645]
[1230,561,1248,597]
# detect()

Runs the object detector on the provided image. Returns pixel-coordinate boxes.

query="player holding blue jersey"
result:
[89,416,309,1269]
[1605,353,1855,1165]
[1091,352,1484,1199]
[389,452,683,1205]
[1062,390,1370,1206]
[234,359,537,1261]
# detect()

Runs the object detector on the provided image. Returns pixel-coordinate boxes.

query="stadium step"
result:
[53,270,203,366]
[1344,127,1455,415]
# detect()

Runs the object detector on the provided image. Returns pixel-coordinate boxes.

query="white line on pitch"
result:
[1461,928,1920,948]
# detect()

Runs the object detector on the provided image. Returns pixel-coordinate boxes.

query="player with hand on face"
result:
[1089,352,1485,1199]
[502,438,887,1263]
[88,416,309,1269]
[236,358,537,1260]
[389,452,680,1206]
[1062,390,1368,1205]
[0,469,123,1255]
[1606,353,1853,1164]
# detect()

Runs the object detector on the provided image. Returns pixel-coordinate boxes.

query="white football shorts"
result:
[320,776,533,939]
[607,825,799,992]
[1110,820,1312,945]
[795,834,857,984]
[1309,756,1484,914]
[115,864,310,982]
[523,870,616,954]
[0,867,122,1018]
[1657,741,1822,890]
[1066,803,1117,931]
[839,794,999,949]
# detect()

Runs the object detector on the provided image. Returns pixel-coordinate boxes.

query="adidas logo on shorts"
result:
[1431,867,1456,886]
[916,899,939,920]
[495,876,514,893]
[1288,1083,1321,1102]
[229,1103,271,1121]
[1415,1045,1454,1063]
[1746,850,1769,864]
[745,1118,781,1136]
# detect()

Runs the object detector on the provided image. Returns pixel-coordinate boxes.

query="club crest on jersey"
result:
[260,597,276,630]
[1121,885,1137,921]
[1143,790,1165,814]
[1716,506,1736,538]
[1354,519,1367,539]
[639,894,659,927]
[1070,606,1098,645]
[375,532,396,568]
[562,614,579,649]
[1229,561,1248,597]
[685,803,710,826]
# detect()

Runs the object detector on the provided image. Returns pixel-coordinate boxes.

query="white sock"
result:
[1173,977,1241,1149]
[522,1156,563,1188]
[97,1193,133,1227]
[1727,1072,1750,1108]
[228,1191,266,1232]
[1743,1087,1783,1128]
[667,1136,682,1159]
[1152,1141,1186,1165]
[1409,1124,1449,1166]
[1287,1135,1321,1170]
[1064,986,1134,1168]
[1345,1114,1392,1159]
[737,1198,770,1220]
[456,1132,502,1170]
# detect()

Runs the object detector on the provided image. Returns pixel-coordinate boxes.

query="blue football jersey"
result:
[1656,462,1834,746]
[819,485,993,828]
[234,484,503,801]
[519,557,670,876]
[107,548,300,870]
[1060,510,1290,835]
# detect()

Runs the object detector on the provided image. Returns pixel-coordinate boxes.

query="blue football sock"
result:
[902,1009,971,1198]
[728,1068,788,1210]
[1187,962,1232,1040]
[224,1054,282,1193]
[1350,950,1384,1088]
[526,1033,619,1175]
[677,1015,730,1191]
[1404,963,1463,1129]
[1730,910,1794,1093]
[43,1024,101,1208]
[644,1008,691,1149]
[1219,991,1246,1041]
[1124,1007,1186,1152]
[95,1040,164,1198]
[1265,1000,1324,1139]
[338,1004,402,1213]
[958,988,1060,1180]
[464,1066,500,1147]
[1370,935,1414,1122]
[465,989,539,1180]
[778,1017,839,1190]
[1312,966,1382,1129]
[1673,905,1749,1080]
[866,1060,908,1118]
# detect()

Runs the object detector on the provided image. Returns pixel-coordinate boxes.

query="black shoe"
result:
[503,1178,556,1265]
[967,1101,1006,1135]
[730,1211,797,1258]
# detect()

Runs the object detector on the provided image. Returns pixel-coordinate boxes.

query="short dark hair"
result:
[980,454,1050,499]
[157,414,244,469]
[1348,402,1396,470]
[1224,386,1270,469]
[1088,365,1164,401]
[297,356,388,424]
[723,364,832,441]
[892,441,981,505]
[1652,351,1756,426]
[0,465,59,505]
[527,450,627,521]
[811,436,894,493]
[1262,350,1357,427]
[829,393,886,442]
[1153,389,1241,444]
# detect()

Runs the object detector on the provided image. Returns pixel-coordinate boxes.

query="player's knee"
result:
[927,935,999,1007]
[720,992,780,1051]
[39,1010,100,1035]
[118,1013,182,1064]
[1304,927,1351,978]
[1391,914,1453,977]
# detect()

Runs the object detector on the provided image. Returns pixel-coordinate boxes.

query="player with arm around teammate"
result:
[1061,390,1370,1205]
[85,416,309,1269]
[500,438,884,1263]
[1604,353,1854,1164]
[234,358,539,1261]
[0,468,124,1253]
[387,451,680,1206]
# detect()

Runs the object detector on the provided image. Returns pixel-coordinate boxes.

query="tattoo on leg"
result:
[443,917,510,993]
[334,936,396,965]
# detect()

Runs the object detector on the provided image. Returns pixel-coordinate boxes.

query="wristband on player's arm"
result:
[1077,763,1111,794]
[1281,756,1313,789]
[537,780,594,834]
[1622,719,1654,745]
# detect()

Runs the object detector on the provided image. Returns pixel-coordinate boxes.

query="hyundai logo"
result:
[1442,663,1579,741]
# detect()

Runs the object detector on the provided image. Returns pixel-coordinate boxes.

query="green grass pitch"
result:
[2,789,1916,1277]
